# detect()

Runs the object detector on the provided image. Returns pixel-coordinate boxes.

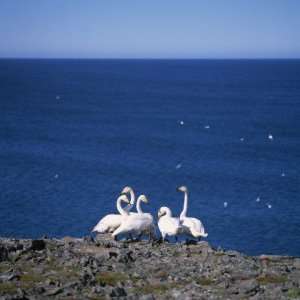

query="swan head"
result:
[158,206,172,219]
[120,186,135,205]
[177,186,188,193]
[117,194,130,204]
[121,186,133,194]
[137,195,148,204]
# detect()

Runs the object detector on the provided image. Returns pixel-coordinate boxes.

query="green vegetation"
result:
[0,262,11,273]
[195,277,214,285]
[256,274,287,285]
[287,288,300,299]
[0,282,17,294]
[20,273,41,283]
[95,272,127,286]
[133,282,183,295]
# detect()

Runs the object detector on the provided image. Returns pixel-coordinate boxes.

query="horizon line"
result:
[1,57,300,60]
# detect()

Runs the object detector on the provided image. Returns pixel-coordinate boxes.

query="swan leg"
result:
[149,228,155,242]
[137,232,143,241]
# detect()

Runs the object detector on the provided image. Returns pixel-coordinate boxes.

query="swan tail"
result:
[192,230,208,238]
[92,223,108,233]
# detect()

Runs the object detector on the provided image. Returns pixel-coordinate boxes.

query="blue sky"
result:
[0,0,299,58]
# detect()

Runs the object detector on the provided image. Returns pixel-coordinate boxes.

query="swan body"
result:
[178,186,208,239]
[112,195,154,240]
[157,207,182,241]
[112,212,153,239]
[93,214,123,233]
[129,195,155,239]
[92,189,134,234]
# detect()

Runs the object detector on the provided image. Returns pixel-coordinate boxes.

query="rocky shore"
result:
[1,236,300,300]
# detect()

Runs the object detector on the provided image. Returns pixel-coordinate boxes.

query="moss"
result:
[154,270,168,279]
[20,273,42,284]
[133,282,183,295]
[287,288,300,299]
[195,277,214,286]
[0,282,17,294]
[173,251,181,257]
[88,296,106,300]
[95,272,127,286]
[256,274,287,285]
[0,262,11,273]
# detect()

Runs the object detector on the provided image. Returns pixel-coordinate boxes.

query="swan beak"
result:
[158,211,165,219]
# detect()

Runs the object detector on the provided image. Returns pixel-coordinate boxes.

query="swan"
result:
[121,186,136,212]
[177,186,208,240]
[92,190,134,234]
[112,196,154,241]
[129,195,155,240]
[157,207,182,242]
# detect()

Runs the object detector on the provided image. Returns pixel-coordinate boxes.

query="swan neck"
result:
[180,191,188,219]
[136,197,143,214]
[129,189,135,205]
[116,197,129,216]
[165,208,172,217]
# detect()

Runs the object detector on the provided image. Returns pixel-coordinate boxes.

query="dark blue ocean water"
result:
[0,59,300,256]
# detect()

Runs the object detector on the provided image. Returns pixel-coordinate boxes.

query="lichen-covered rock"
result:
[0,236,299,299]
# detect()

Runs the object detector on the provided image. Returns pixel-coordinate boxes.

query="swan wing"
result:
[158,216,181,236]
[92,214,122,233]
[182,217,208,237]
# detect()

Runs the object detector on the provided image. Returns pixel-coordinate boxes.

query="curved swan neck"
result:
[180,191,188,219]
[165,207,172,217]
[136,196,143,214]
[116,196,129,216]
[129,188,135,205]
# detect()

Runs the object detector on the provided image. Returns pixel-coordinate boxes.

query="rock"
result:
[238,279,259,295]
[0,237,298,299]
[0,246,8,261]
[110,287,127,297]
[30,240,46,251]
[44,287,63,296]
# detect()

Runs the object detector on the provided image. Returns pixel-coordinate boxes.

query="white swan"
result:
[121,186,136,212]
[112,196,154,241]
[92,190,134,234]
[129,195,155,240]
[157,207,182,242]
[177,186,208,240]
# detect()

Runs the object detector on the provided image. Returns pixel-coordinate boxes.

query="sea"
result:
[0,59,299,256]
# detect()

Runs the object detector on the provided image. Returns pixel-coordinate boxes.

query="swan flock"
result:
[92,186,208,242]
